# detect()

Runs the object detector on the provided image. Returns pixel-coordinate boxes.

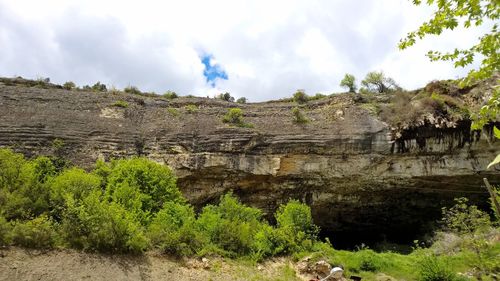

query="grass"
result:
[113,100,129,108]
[359,103,381,116]
[184,104,198,113]
[288,238,499,281]
[167,107,180,117]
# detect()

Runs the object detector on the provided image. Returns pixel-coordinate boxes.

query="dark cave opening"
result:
[317,191,493,250]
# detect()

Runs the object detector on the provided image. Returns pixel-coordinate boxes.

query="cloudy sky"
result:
[0,0,490,101]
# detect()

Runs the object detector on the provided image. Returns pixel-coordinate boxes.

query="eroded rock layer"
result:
[1,77,498,247]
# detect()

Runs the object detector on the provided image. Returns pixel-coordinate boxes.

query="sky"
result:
[0,0,491,101]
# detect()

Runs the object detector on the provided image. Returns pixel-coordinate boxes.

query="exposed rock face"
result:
[0,77,498,247]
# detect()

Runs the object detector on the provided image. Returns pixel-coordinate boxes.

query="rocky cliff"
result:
[0,77,498,247]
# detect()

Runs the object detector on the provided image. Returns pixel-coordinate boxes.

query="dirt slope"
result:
[0,247,300,281]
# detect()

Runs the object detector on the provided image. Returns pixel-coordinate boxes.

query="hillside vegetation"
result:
[0,148,498,280]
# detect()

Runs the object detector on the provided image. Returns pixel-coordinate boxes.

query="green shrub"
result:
[222,108,253,128]
[63,81,76,90]
[124,86,142,95]
[251,224,275,259]
[32,156,57,184]
[184,104,198,113]
[361,71,400,93]
[11,215,59,248]
[441,198,496,277]
[0,215,12,246]
[163,91,178,99]
[113,100,129,108]
[0,188,31,221]
[106,158,183,219]
[340,73,357,92]
[236,97,247,104]
[292,107,309,123]
[196,193,265,257]
[148,202,203,256]
[0,148,32,192]
[0,149,50,220]
[167,107,180,117]
[441,197,491,235]
[293,90,308,104]
[356,249,384,272]
[216,92,235,102]
[90,82,107,92]
[274,200,319,254]
[49,168,102,220]
[61,190,148,253]
[92,159,112,188]
[51,138,65,150]
[14,156,56,218]
[309,93,327,101]
[417,255,456,281]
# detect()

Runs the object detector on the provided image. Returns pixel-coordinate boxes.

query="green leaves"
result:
[401,0,500,84]
[487,127,500,169]
[361,71,400,93]
[340,73,357,92]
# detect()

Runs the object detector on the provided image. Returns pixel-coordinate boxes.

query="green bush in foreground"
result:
[148,202,203,256]
[0,215,12,246]
[273,200,319,254]
[11,215,59,249]
[196,193,265,257]
[61,190,148,253]
[1,148,323,257]
[105,158,183,217]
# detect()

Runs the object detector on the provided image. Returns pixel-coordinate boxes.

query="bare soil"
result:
[0,247,302,281]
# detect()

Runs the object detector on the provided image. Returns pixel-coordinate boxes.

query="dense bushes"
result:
[61,190,148,253]
[0,148,319,258]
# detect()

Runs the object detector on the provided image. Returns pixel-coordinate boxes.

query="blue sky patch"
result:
[201,54,228,87]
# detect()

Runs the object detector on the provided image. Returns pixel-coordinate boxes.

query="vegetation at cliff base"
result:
[0,148,316,257]
[0,148,498,280]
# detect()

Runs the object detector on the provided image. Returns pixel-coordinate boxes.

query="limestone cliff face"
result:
[0,77,498,246]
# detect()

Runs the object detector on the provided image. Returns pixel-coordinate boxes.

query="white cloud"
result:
[0,0,492,101]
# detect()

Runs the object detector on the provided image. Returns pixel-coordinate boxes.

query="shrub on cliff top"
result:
[63,81,76,90]
[124,86,142,95]
[293,90,308,104]
[163,91,178,99]
[222,108,253,128]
